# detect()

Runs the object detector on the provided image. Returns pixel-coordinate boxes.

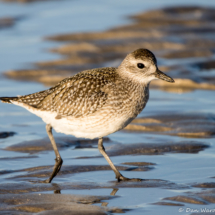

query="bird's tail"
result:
[0,97,18,104]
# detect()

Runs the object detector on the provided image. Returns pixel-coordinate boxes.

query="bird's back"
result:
[1,67,119,118]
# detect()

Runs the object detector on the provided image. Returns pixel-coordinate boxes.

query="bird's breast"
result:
[101,83,149,127]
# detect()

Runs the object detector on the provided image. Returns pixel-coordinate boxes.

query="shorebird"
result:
[0,49,174,183]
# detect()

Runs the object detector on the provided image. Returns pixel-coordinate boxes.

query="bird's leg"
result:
[98,138,142,182]
[43,124,63,183]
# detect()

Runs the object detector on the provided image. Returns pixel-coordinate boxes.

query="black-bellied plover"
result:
[0,48,174,183]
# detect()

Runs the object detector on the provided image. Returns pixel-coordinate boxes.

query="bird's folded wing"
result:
[25,68,117,118]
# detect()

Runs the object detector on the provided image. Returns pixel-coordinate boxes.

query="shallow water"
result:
[0,0,215,214]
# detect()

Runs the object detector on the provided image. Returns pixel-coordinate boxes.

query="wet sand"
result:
[0,17,16,29]
[125,113,215,138]
[0,2,215,215]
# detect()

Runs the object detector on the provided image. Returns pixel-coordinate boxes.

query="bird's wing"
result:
[29,67,118,118]
[0,85,59,105]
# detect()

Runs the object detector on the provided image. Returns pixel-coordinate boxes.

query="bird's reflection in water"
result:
[52,183,61,194]
[52,184,118,207]
[101,188,119,207]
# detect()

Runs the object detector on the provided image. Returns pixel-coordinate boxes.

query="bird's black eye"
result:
[137,63,145,69]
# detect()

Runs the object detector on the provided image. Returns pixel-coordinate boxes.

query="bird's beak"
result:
[155,68,174,83]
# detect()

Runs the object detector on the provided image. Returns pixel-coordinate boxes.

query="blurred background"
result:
[0,0,215,214]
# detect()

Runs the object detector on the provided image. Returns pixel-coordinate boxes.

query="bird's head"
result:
[118,48,174,84]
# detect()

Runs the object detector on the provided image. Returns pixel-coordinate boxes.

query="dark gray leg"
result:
[43,124,63,183]
[98,137,142,182]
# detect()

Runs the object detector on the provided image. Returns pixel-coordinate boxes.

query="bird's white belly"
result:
[39,110,133,139]
[11,98,143,139]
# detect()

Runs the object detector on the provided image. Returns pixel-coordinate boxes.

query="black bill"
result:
[155,69,174,83]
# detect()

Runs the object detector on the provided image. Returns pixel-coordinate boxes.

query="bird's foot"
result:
[41,179,51,183]
[116,174,143,182]
[42,157,63,183]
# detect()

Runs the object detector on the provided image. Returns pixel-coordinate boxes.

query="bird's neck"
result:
[121,78,149,118]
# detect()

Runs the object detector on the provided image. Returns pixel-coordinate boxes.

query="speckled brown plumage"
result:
[10,68,113,116]
[37,68,118,117]
[10,66,147,119]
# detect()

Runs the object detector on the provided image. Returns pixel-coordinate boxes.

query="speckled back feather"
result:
[13,67,118,118]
